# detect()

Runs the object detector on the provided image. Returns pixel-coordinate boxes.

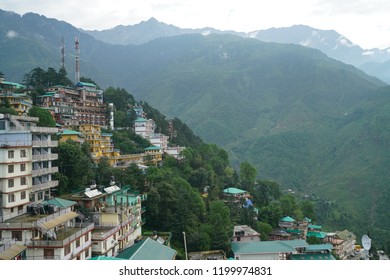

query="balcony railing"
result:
[32,166,59,177]
[32,180,59,192]
[32,153,58,161]
[26,223,94,248]
[32,140,58,147]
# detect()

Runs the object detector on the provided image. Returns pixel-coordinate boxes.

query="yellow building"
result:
[0,80,32,115]
[78,124,119,165]
[58,129,85,144]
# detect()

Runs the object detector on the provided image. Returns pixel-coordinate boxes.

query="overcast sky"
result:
[1,0,390,49]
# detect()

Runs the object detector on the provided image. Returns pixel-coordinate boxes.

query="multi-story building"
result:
[0,114,58,221]
[61,181,146,258]
[40,83,108,128]
[0,80,32,115]
[77,124,120,164]
[30,122,59,204]
[0,115,33,221]
[324,230,356,260]
[134,117,156,138]
[0,197,93,260]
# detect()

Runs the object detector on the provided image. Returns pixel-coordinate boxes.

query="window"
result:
[8,194,15,203]
[20,164,26,172]
[85,234,89,242]
[37,192,43,201]
[11,231,22,241]
[20,150,27,158]
[44,249,54,260]
[8,165,14,173]
[8,179,14,188]
[64,244,71,256]
[20,191,26,200]
[20,177,27,185]
[8,150,14,159]
[76,238,81,248]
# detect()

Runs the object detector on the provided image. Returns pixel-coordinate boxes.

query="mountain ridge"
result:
[84,17,390,83]
[1,9,390,245]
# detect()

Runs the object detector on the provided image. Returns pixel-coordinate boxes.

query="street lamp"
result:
[182,232,188,260]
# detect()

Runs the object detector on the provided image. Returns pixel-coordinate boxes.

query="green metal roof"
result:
[306,231,328,239]
[280,216,295,222]
[42,197,77,208]
[145,146,162,151]
[232,240,308,254]
[223,187,248,195]
[77,82,96,88]
[291,253,336,260]
[1,81,26,89]
[59,130,83,136]
[308,224,322,230]
[88,256,125,260]
[286,229,302,234]
[135,117,148,122]
[116,238,177,260]
[306,244,333,253]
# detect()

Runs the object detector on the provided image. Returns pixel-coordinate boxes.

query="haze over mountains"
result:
[84,17,390,84]
[1,9,390,246]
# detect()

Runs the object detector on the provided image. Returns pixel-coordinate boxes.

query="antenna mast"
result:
[75,37,80,83]
[60,37,66,70]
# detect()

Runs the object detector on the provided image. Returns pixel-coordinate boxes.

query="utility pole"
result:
[183,232,188,260]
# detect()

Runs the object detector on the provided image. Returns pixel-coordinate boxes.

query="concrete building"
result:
[324,230,356,260]
[0,197,93,260]
[61,182,146,258]
[134,117,156,138]
[232,225,261,243]
[40,83,108,127]
[0,114,58,222]
[232,239,308,260]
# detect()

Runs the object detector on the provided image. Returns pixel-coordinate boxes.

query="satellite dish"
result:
[362,235,372,250]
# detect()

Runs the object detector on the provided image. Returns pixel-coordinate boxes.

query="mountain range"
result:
[84,17,390,84]
[1,9,390,246]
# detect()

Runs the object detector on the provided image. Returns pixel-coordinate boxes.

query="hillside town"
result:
[0,71,379,261]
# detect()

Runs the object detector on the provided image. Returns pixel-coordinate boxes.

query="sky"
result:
[1,0,390,49]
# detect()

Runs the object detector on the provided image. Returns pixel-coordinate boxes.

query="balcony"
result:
[32,180,59,192]
[26,223,94,248]
[32,140,58,147]
[32,166,59,177]
[29,127,58,134]
[32,153,58,161]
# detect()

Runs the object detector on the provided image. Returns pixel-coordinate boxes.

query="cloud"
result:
[6,30,18,38]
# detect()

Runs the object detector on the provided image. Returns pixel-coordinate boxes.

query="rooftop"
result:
[116,238,177,260]
[291,253,336,260]
[232,240,308,254]
[280,216,296,222]
[223,187,248,195]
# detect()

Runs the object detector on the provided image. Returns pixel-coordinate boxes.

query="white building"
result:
[0,114,58,222]
[134,117,155,138]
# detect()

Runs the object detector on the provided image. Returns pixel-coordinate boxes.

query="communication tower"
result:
[75,37,80,83]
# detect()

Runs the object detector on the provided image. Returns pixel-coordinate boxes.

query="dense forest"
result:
[4,67,389,257]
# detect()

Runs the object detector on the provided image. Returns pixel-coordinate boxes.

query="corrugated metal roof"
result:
[43,197,77,208]
[232,240,308,254]
[223,187,247,195]
[42,212,78,229]
[0,244,27,260]
[280,216,295,222]
[291,253,336,260]
[116,238,177,260]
